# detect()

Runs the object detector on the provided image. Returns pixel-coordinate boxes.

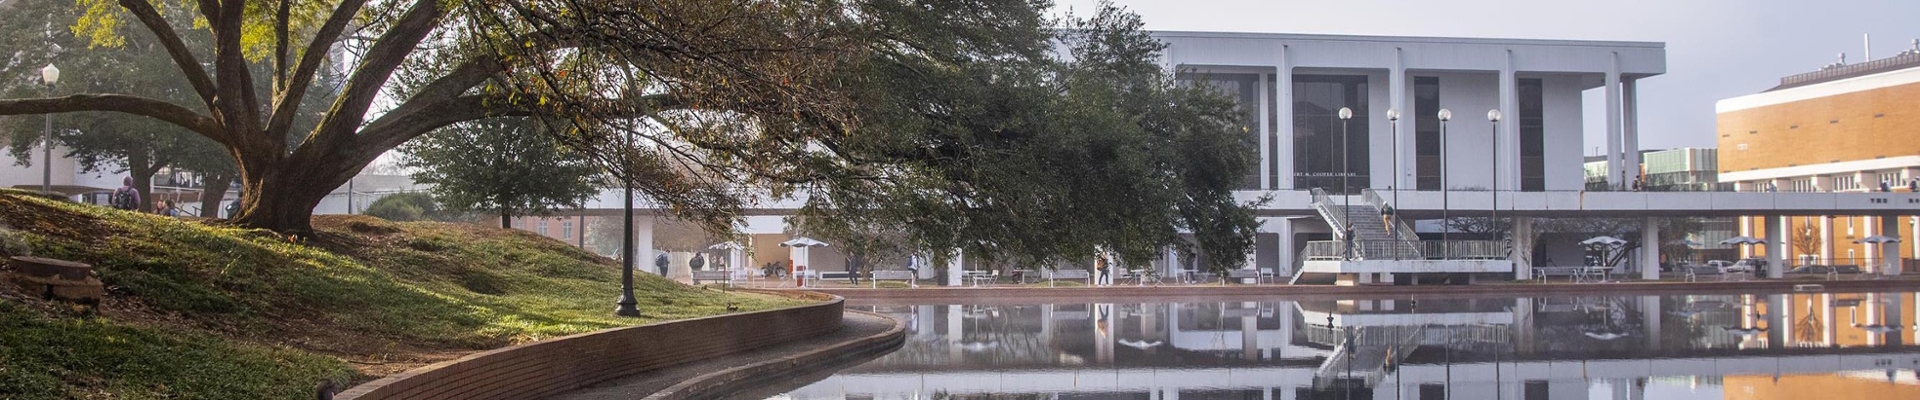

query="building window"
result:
[1293,74,1370,194]
[562,221,574,239]
[537,219,549,235]
[1518,78,1545,191]
[1415,77,1441,190]
[1177,72,1262,189]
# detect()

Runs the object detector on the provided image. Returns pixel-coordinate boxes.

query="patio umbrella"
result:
[1720,236,1767,246]
[707,242,745,250]
[1854,235,1901,244]
[779,237,829,247]
[1580,236,1628,247]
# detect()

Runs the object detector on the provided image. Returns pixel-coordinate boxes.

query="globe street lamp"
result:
[40,64,59,194]
[1338,107,1354,259]
[1487,109,1503,233]
[1438,109,1452,257]
[1387,108,1400,235]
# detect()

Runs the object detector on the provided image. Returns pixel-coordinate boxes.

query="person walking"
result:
[845,252,863,285]
[110,176,141,211]
[1880,180,1892,193]
[1095,254,1111,286]
[1909,178,1918,192]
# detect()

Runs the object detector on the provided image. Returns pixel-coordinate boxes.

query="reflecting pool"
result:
[767,292,1920,399]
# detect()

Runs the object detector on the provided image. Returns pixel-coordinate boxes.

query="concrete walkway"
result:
[552,311,901,400]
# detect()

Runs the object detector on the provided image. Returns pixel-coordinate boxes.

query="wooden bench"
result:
[691,270,732,285]
[1045,269,1091,287]
[870,270,917,288]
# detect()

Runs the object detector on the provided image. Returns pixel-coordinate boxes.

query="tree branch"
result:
[0,95,222,142]
[116,0,216,107]
[274,0,290,91]
[266,0,371,139]
[209,0,263,135]
[310,0,443,145]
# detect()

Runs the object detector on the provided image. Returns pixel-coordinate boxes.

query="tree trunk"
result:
[198,173,233,218]
[500,211,511,229]
[230,145,374,235]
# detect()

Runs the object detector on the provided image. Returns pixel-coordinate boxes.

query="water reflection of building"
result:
[780,294,1920,400]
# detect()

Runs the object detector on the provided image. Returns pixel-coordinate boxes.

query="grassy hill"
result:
[0,189,808,399]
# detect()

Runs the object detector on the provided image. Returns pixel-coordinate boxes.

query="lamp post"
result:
[1387,108,1400,236]
[40,64,59,194]
[615,130,640,317]
[1438,109,1452,257]
[1488,109,1502,234]
[1339,107,1354,259]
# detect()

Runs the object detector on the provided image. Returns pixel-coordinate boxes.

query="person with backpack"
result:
[110,177,141,211]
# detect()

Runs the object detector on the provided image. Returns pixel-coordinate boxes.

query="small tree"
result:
[399,117,600,228]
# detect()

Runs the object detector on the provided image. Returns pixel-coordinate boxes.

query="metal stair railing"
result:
[1361,189,1422,245]
[1309,188,1351,241]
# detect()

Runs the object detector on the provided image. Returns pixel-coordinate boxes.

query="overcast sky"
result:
[1053,0,1920,154]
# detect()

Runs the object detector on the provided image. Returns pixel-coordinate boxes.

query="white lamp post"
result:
[1487,109,1503,232]
[1438,108,1452,257]
[1338,107,1354,259]
[39,64,59,195]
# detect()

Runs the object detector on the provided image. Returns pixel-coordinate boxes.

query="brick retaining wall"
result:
[337,290,843,400]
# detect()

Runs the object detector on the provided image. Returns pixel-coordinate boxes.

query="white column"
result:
[1740,216,1754,259]
[1391,48,1410,190]
[1884,216,1903,275]
[946,249,965,286]
[1769,216,1788,279]
[1821,216,1834,264]
[1513,216,1534,280]
[1259,72,1272,190]
[635,215,656,275]
[1276,45,1295,190]
[1605,53,1624,189]
[1624,78,1642,184]
[1642,217,1660,280]
[1276,218,1295,277]
[1499,50,1520,191]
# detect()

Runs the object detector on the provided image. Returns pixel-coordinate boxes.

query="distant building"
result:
[1715,42,1920,269]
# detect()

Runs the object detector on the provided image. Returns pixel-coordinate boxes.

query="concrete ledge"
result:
[804,279,1920,304]
[337,290,844,400]
[642,310,904,400]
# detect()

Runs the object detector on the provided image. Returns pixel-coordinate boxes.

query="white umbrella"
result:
[1720,236,1767,246]
[1854,235,1901,244]
[780,237,829,247]
[707,242,745,250]
[1580,236,1628,247]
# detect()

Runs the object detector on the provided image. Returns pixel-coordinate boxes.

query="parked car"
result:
[1705,260,1735,273]
[1729,258,1767,274]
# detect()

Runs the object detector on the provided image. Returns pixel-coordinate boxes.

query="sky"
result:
[1052,0,1920,154]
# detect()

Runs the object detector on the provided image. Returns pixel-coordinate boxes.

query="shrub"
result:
[364,192,439,222]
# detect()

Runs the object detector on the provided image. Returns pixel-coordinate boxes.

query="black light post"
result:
[40,64,58,194]
[1438,109,1453,258]
[1339,107,1354,259]
[615,132,640,317]
[1387,108,1400,237]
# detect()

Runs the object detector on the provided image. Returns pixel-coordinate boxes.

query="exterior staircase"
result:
[1313,325,1424,389]
[1297,189,1424,284]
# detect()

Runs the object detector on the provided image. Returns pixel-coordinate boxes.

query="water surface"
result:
[769,292,1920,399]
